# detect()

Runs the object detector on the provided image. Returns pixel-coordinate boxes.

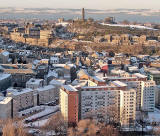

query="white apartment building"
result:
[106,73,156,112]
[80,81,136,127]
[80,89,120,121]
[141,81,155,112]
[7,88,34,117]
[0,96,12,119]
[127,80,155,112]
[120,89,136,127]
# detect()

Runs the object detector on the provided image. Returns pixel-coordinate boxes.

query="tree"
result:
[122,20,130,25]
[153,126,160,136]
[2,120,15,136]
[2,119,27,136]
[98,124,119,136]
[68,119,119,136]
[42,113,67,135]
[68,119,99,136]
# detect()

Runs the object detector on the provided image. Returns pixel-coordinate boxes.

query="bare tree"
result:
[42,113,67,136]
[2,119,27,136]
[68,119,119,136]
[2,120,15,136]
[16,121,27,136]
[153,126,160,136]
[68,127,76,136]
[98,124,119,136]
[68,119,99,136]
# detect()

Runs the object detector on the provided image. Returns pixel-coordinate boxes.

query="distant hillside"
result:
[67,21,160,41]
[0,8,160,23]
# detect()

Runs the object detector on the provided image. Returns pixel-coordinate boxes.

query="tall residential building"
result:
[120,89,136,127]
[105,73,155,112]
[80,81,136,127]
[60,81,136,127]
[60,85,79,125]
[141,81,155,111]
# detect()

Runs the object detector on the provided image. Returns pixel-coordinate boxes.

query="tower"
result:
[82,8,85,21]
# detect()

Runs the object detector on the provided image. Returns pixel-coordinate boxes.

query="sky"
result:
[0,0,159,9]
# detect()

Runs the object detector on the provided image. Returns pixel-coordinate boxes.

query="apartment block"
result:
[141,81,155,112]
[80,81,136,127]
[36,85,56,105]
[105,73,155,112]
[7,88,34,117]
[60,85,79,125]
[0,96,12,119]
[60,80,136,127]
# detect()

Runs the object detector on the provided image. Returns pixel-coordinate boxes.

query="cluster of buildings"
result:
[0,12,160,132]
[10,23,54,47]
[0,20,74,47]
[94,34,160,46]
[60,70,156,127]
[0,39,160,130]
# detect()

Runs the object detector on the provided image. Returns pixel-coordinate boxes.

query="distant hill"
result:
[0,8,160,23]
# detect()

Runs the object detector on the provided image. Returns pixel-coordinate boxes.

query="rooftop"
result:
[63,85,78,92]
[26,78,43,85]
[49,79,66,85]
[37,85,55,92]
[0,96,12,104]
[7,88,33,96]
[134,73,147,78]
[4,69,34,74]
[112,81,127,87]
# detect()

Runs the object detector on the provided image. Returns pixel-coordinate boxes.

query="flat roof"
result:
[7,88,33,96]
[4,69,34,74]
[27,78,43,85]
[91,76,105,82]
[0,96,12,104]
[104,76,137,80]
[112,81,127,87]
[63,85,78,92]
[134,73,147,78]
[37,85,55,92]
[149,70,160,74]
[49,79,65,85]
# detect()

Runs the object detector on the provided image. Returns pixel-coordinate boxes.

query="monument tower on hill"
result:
[82,8,85,21]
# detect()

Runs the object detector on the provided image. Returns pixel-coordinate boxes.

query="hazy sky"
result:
[0,0,159,9]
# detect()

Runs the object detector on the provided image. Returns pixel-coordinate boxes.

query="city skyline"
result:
[0,0,160,9]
